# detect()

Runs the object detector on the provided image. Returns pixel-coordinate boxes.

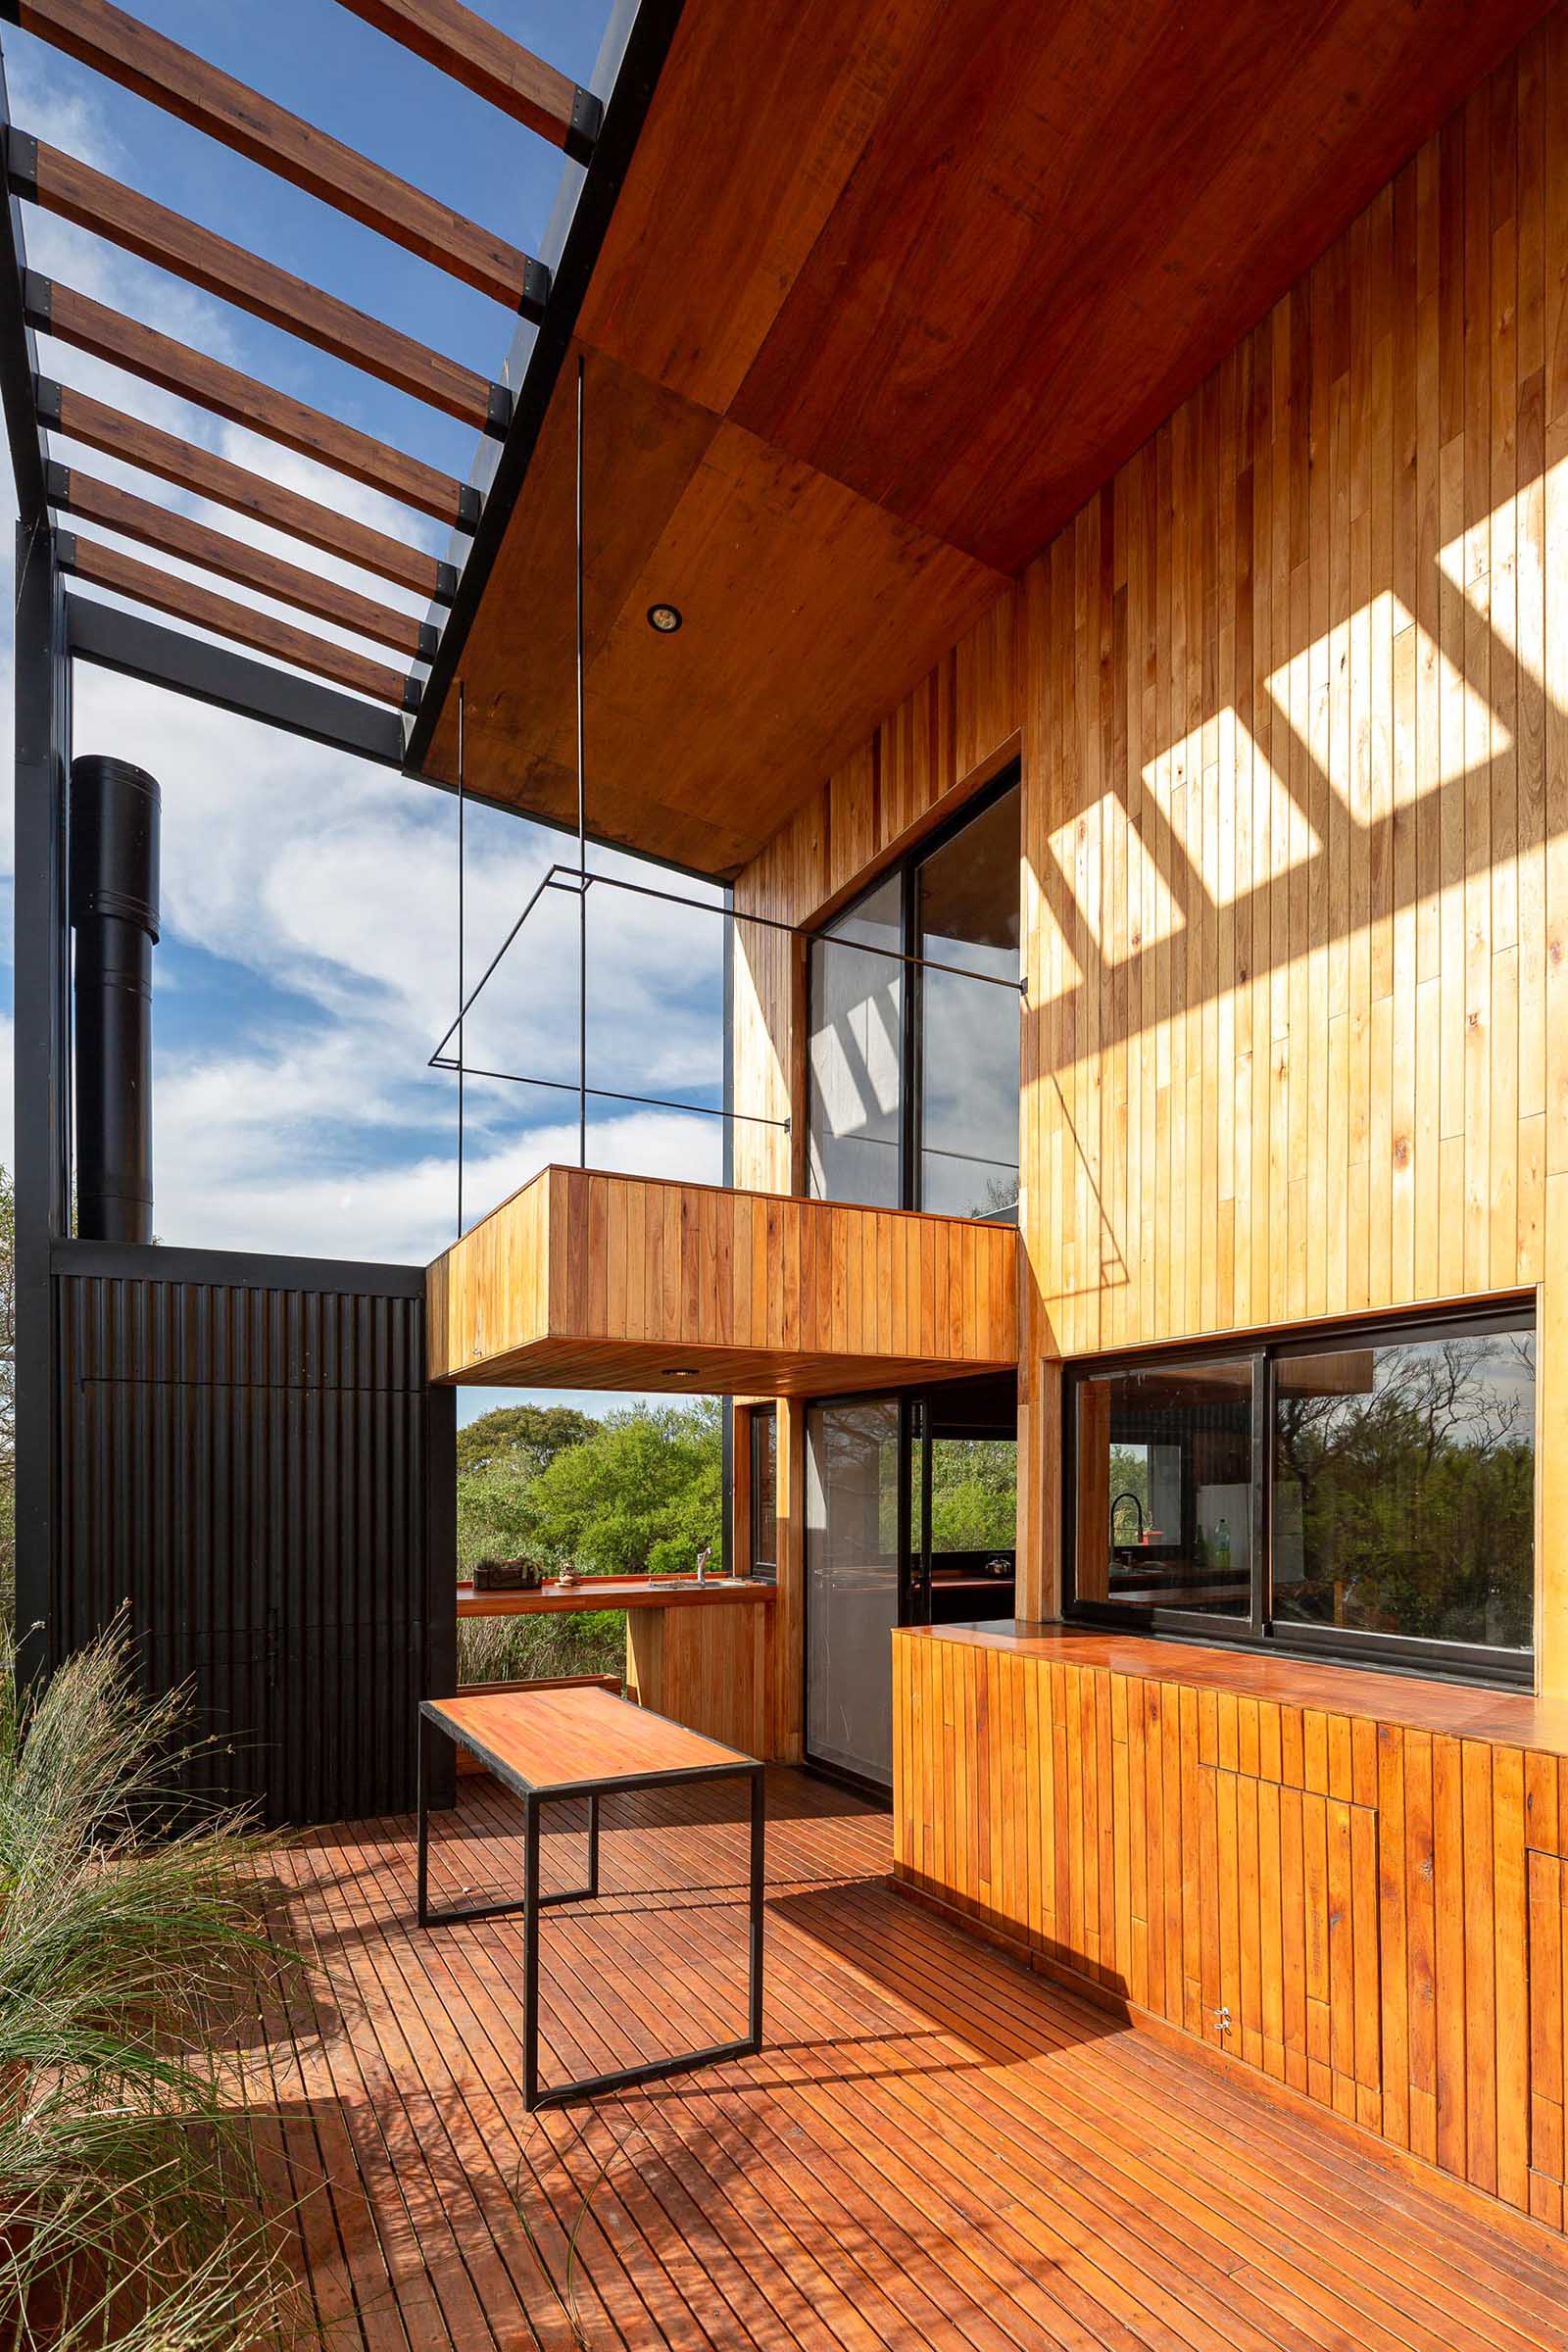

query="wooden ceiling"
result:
[421,0,1553,877]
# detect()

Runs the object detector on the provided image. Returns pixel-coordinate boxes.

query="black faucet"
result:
[1110,1491,1146,1544]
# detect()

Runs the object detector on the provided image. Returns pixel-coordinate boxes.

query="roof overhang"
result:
[414,0,1556,876]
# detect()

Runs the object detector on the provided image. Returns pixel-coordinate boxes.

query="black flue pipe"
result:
[70,755,161,1245]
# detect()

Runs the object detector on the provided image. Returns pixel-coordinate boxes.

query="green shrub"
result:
[645,1536,698,1577]
[0,1619,306,2348]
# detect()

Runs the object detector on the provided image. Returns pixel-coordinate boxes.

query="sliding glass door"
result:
[806,1375,1018,1789]
[805,1396,903,1787]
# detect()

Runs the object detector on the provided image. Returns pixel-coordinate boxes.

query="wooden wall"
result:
[895,1623,1568,2235]
[728,6,1568,1691]
[625,1601,772,1756]
[428,1163,1017,1393]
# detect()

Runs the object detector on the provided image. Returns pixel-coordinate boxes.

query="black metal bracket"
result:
[484,378,514,438]
[517,256,552,326]
[564,84,604,168]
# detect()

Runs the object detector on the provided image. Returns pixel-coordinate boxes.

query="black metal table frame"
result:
[416,1700,765,2111]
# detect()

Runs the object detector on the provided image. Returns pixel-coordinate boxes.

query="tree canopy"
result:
[457,1401,596,1479]
[457,1396,723,1577]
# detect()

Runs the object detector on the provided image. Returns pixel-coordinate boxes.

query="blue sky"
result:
[0,2,726,1423]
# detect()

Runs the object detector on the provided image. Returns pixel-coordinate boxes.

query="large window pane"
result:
[1074,1360,1252,1618]
[808,874,903,1207]
[807,1397,901,1786]
[1271,1329,1535,1652]
[916,784,1020,1221]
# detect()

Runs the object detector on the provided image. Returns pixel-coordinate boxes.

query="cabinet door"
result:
[1198,1762,1381,2124]
[1528,1848,1566,2225]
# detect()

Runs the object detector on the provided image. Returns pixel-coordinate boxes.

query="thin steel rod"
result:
[575,352,587,1171]
[427,865,558,1064]
[456,677,466,1238]
[429,1055,790,1129]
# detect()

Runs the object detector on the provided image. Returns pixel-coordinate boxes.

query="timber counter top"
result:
[458,1577,776,1617]
[899,1618,1568,1759]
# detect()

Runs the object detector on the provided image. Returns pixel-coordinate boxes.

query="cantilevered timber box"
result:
[427,1166,1016,1395]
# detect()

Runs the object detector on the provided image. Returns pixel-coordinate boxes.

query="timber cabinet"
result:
[894,1622,1568,2234]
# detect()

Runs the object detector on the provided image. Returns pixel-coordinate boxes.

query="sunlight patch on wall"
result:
[1265,592,1508,816]
[1047,792,1184,963]
[1142,711,1320,910]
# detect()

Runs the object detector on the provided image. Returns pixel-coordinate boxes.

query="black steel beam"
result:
[53,1235,428,1297]
[64,596,410,767]
[403,0,686,779]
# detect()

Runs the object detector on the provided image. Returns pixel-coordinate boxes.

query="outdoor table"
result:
[416,1685,764,2110]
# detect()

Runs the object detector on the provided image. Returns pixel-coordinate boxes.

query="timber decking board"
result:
[258,1769,1568,2349]
[895,1624,1568,2239]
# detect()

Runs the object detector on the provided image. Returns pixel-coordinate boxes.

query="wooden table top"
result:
[457,1577,777,1616]
[900,1619,1568,1755]
[423,1685,759,1793]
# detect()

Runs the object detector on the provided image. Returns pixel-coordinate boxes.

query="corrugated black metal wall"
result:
[51,1241,456,1826]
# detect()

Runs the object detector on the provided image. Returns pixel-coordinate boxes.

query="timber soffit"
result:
[0,0,682,777]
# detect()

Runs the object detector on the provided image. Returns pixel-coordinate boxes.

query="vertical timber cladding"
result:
[729,5,1568,1667]
[1020,14,1568,1648]
[53,1244,457,1826]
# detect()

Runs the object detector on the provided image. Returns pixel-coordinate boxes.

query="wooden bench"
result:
[416,1685,764,2110]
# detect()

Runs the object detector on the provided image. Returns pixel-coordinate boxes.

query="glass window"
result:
[1067,1310,1536,1677]
[916,783,1020,1222]
[808,873,903,1208]
[1271,1330,1536,1652]
[750,1408,777,1580]
[1073,1359,1253,1619]
[806,1397,902,1786]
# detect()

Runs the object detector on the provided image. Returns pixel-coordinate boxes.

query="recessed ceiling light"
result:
[647,602,683,634]
[663,1366,699,1379]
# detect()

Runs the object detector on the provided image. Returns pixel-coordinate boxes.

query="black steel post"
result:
[12,527,70,1692]
[523,1791,542,2110]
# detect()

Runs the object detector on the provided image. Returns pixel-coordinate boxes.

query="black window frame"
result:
[806,762,1021,1221]
[1062,1298,1537,1689]
[749,1406,778,1583]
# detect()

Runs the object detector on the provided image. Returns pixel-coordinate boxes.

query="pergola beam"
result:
[4,0,548,311]
[58,532,417,709]
[28,280,479,529]
[11,132,512,433]
[48,464,438,661]
[334,0,602,160]
[39,376,456,603]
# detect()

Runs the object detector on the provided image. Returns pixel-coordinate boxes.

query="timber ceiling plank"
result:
[576,0,947,416]
[729,0,1557,570]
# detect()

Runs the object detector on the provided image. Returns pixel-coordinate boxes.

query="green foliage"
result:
[461,1399,722,1581]
[0,1615,305,2347]
[456,1402,595,1480]
[928,1436,1016,1552]
[646,1536,699,1577]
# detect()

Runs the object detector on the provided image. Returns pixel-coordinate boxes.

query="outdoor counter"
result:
[457,1577,777,1616]
[893,1618,1568,2241]
[458,1578,777,1755]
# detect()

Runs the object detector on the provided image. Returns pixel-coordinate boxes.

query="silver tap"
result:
[696,1544,712,1586]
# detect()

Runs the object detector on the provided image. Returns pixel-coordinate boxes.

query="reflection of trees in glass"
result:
[1108,1445,1151,1538]
[1274,1336,1534,1647]
[929,1437,1016,1550]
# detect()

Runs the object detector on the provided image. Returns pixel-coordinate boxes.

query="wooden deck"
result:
[262,1769,1568,2351]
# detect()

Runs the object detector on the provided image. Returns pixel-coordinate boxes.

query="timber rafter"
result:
[0,0,618,752]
